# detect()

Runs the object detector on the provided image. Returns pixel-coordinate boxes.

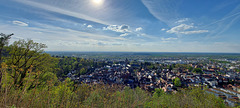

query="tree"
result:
[0,33,13,88]
[153,88,164,98]
[79,68,86,75]
[0,33,13,62]
[169,65,173,71]
[193,68,203,74]
[193,68,204,89]
[6,39,57,88]
[173,77,181,87]
[188,66,193,72]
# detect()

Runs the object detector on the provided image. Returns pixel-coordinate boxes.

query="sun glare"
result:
[92,0,103,5]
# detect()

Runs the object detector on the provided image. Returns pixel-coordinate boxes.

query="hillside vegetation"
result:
[0,34,227,108]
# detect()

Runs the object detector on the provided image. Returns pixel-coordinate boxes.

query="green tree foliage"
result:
[79,68,86,75]
[0,33,13,63]
[56,56,98,77]
[146,87,225,108]
[0,33,13,88]
[6,39,57,88]
[153,88,165,98]
[173,77,181,87]
[193,68,203,74]
[188,66,193,72]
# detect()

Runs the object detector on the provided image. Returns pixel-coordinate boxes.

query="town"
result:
[56,52,240,107]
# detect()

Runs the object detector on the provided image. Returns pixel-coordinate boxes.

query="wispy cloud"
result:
[87,25,93,28]
[141,0,179,25]
[204,11,240,28]
[180,30,209,35]
[15,0,110,25]
[12,20,28,26]
[103,24,130,33]
[1,20,158,51]
[167,24,194,34]
[120,33,128,37]
[135,27,143,32]
[175,18,189,23]
[161,37,178,41]
[1,0,239,52]
[204,6,240,38]
[161,28,166,31]
[166,24,208,35]
[2,21,125,44]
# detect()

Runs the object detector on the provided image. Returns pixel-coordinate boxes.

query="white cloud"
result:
[161,37,178,41]
[120,33,128,37]
[2,21,238,52]
[135,27,143,31]
[103,24,130,33]
[167,24,193,34]
[2,21,125,45]
[175,18,189,23]
[167,24,208,35]
[161,28,166,31]
[15,0,110,25]
[12,20,28,27]
[180,30,209,34]
[87,25,93,28]
[141,0,179,25]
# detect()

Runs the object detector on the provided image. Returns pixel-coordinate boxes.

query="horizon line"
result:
[45,51,240,54]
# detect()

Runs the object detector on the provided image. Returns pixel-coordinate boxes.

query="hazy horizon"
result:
[46,51,240,54]
[1,0,240,53]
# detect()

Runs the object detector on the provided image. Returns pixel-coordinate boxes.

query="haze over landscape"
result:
[0,0,240,52]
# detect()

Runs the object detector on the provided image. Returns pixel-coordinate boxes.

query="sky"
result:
[0,0,240,53]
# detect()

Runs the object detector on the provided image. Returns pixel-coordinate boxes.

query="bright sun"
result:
[92,0,103,5]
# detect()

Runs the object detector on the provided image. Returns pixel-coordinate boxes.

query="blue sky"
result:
[0,0,240,52]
